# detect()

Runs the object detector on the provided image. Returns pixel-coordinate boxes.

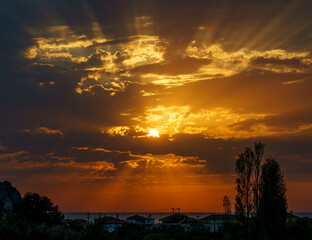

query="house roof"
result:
[96,216,129,224]
[180,217,200,224]
[126,215,147,220]
[200,214,236,222]
[159,214,197,223]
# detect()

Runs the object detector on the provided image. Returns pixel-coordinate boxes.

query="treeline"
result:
[0,192,311,240]
[235,142,287,240]
[221,142,312,240]
[0,143,312,240]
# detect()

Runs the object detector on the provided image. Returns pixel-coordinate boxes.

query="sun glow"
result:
[147,129,160,137]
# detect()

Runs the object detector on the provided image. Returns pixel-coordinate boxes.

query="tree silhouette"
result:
[13,192,63,227]
[253,142,264,240]
[235,147,254,240]
[223,195,231,214]
[259,158,287,240]
[253,142,264,215]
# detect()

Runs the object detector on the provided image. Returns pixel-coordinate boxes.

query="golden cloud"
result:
[106,126,131,136]
[127,105,270,139]
[184,43,311,75]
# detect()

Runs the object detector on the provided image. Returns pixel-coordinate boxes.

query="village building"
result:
[126,214,154,224]
[95,216,129,232]
[159,213,210,232]
[90,211,239,233]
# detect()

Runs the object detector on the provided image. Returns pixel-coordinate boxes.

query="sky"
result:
[0,0,312,212]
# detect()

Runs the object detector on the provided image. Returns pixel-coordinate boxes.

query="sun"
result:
[147,129,160,137]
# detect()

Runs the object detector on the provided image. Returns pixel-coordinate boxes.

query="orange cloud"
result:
[24,127,64,137]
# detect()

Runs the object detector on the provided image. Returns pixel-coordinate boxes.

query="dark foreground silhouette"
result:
[0,143,311,240]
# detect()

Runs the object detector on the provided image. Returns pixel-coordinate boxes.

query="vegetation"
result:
[223,195,231,214]
[0,143,311,240]
[259,158,287,240]
[235,146,254,239]
[13,192,64,227]
[253,142,264,216]
[233,142,293,240]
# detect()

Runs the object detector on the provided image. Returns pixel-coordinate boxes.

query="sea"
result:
[64,212,312,223]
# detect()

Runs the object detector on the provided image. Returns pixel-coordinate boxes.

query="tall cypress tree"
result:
[259,158,287,240]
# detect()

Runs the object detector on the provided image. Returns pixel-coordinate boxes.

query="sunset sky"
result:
[1,0,312,212]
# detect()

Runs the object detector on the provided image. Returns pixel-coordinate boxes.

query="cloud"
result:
[159,69,312,114]
[0,151,27,162]
[250,56,311,71]
[131,57,212,75]
[1,0,312,211]
[106,126,131,136]
[121,105,268,139]
[24,127,64,137]
[225,111,312,139]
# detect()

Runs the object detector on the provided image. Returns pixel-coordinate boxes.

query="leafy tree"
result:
[234,142,265,240]
[235,147,254,239]
[13,192,63,227]
[259,158,287,240]
[223,195,231,214]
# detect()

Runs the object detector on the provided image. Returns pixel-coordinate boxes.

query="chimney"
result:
[177,208,180,215]
[172,207,175,215]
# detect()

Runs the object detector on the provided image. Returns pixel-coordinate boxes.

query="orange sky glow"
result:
[0,0,312,212]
